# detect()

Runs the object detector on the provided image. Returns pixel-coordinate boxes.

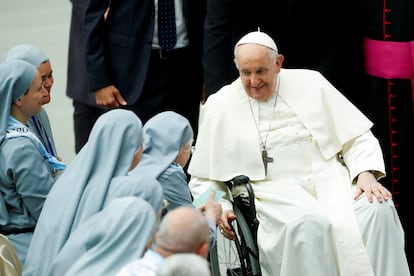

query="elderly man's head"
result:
[234,31,284,101]
[155,206,210,259]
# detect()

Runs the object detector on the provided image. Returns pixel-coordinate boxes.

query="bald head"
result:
[155,206,210,255]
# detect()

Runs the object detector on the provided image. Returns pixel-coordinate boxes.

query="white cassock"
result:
[189,69,410,276]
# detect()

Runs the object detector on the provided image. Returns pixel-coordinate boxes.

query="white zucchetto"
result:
[235,31,278,53]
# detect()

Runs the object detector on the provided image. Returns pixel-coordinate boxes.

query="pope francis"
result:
[188,31,410,276]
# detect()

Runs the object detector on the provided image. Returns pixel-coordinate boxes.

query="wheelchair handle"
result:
[225,175,256,212]
[225,175,250,190]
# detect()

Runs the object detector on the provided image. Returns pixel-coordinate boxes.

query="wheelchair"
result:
[209,175,262,276]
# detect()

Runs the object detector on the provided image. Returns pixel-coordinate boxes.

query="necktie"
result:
[158,0,177,51]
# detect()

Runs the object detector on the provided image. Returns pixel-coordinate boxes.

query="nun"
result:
[3,44,59,159]
[23,109,145,276]
[49,195,163,276]
[0,59,64,266]
[139,111,195,212]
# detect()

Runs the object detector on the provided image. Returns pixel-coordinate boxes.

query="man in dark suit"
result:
[66,0,106,153]
[83,0,205,139]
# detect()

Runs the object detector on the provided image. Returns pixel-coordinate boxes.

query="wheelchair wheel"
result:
[210,204,261,276]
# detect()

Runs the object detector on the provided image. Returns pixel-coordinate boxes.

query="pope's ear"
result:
[276,54,284,67]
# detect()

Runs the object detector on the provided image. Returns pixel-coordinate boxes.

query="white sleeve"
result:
[341,130,386,182]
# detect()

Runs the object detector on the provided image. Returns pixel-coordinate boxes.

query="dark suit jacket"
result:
[66,0,97,106]
[83,0,205,106]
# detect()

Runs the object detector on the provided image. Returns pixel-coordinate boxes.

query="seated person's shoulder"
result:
[1,137,43,161]
[159,162,185,179]
[283,68,323,78]
[204,80,242,108]
[281,68,327,88]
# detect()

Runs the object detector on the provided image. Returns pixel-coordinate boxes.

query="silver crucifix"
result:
[262,150,273,175]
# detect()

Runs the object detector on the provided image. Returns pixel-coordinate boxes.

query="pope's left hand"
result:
[354,171,392,203]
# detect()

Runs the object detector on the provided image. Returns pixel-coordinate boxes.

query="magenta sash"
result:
[363,38,414,104]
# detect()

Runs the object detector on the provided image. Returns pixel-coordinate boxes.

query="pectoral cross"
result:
[262,149,273,176]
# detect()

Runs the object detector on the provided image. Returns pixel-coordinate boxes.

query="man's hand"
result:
[218,210,237,240]
[95,85,127,109]
[354,171,392,203]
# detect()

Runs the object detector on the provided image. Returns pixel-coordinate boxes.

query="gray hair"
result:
[234,46,278,69]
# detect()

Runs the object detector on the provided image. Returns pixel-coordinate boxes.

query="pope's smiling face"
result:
[234,44,283,101]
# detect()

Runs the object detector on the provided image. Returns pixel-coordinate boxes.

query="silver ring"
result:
[220,228,224,234]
